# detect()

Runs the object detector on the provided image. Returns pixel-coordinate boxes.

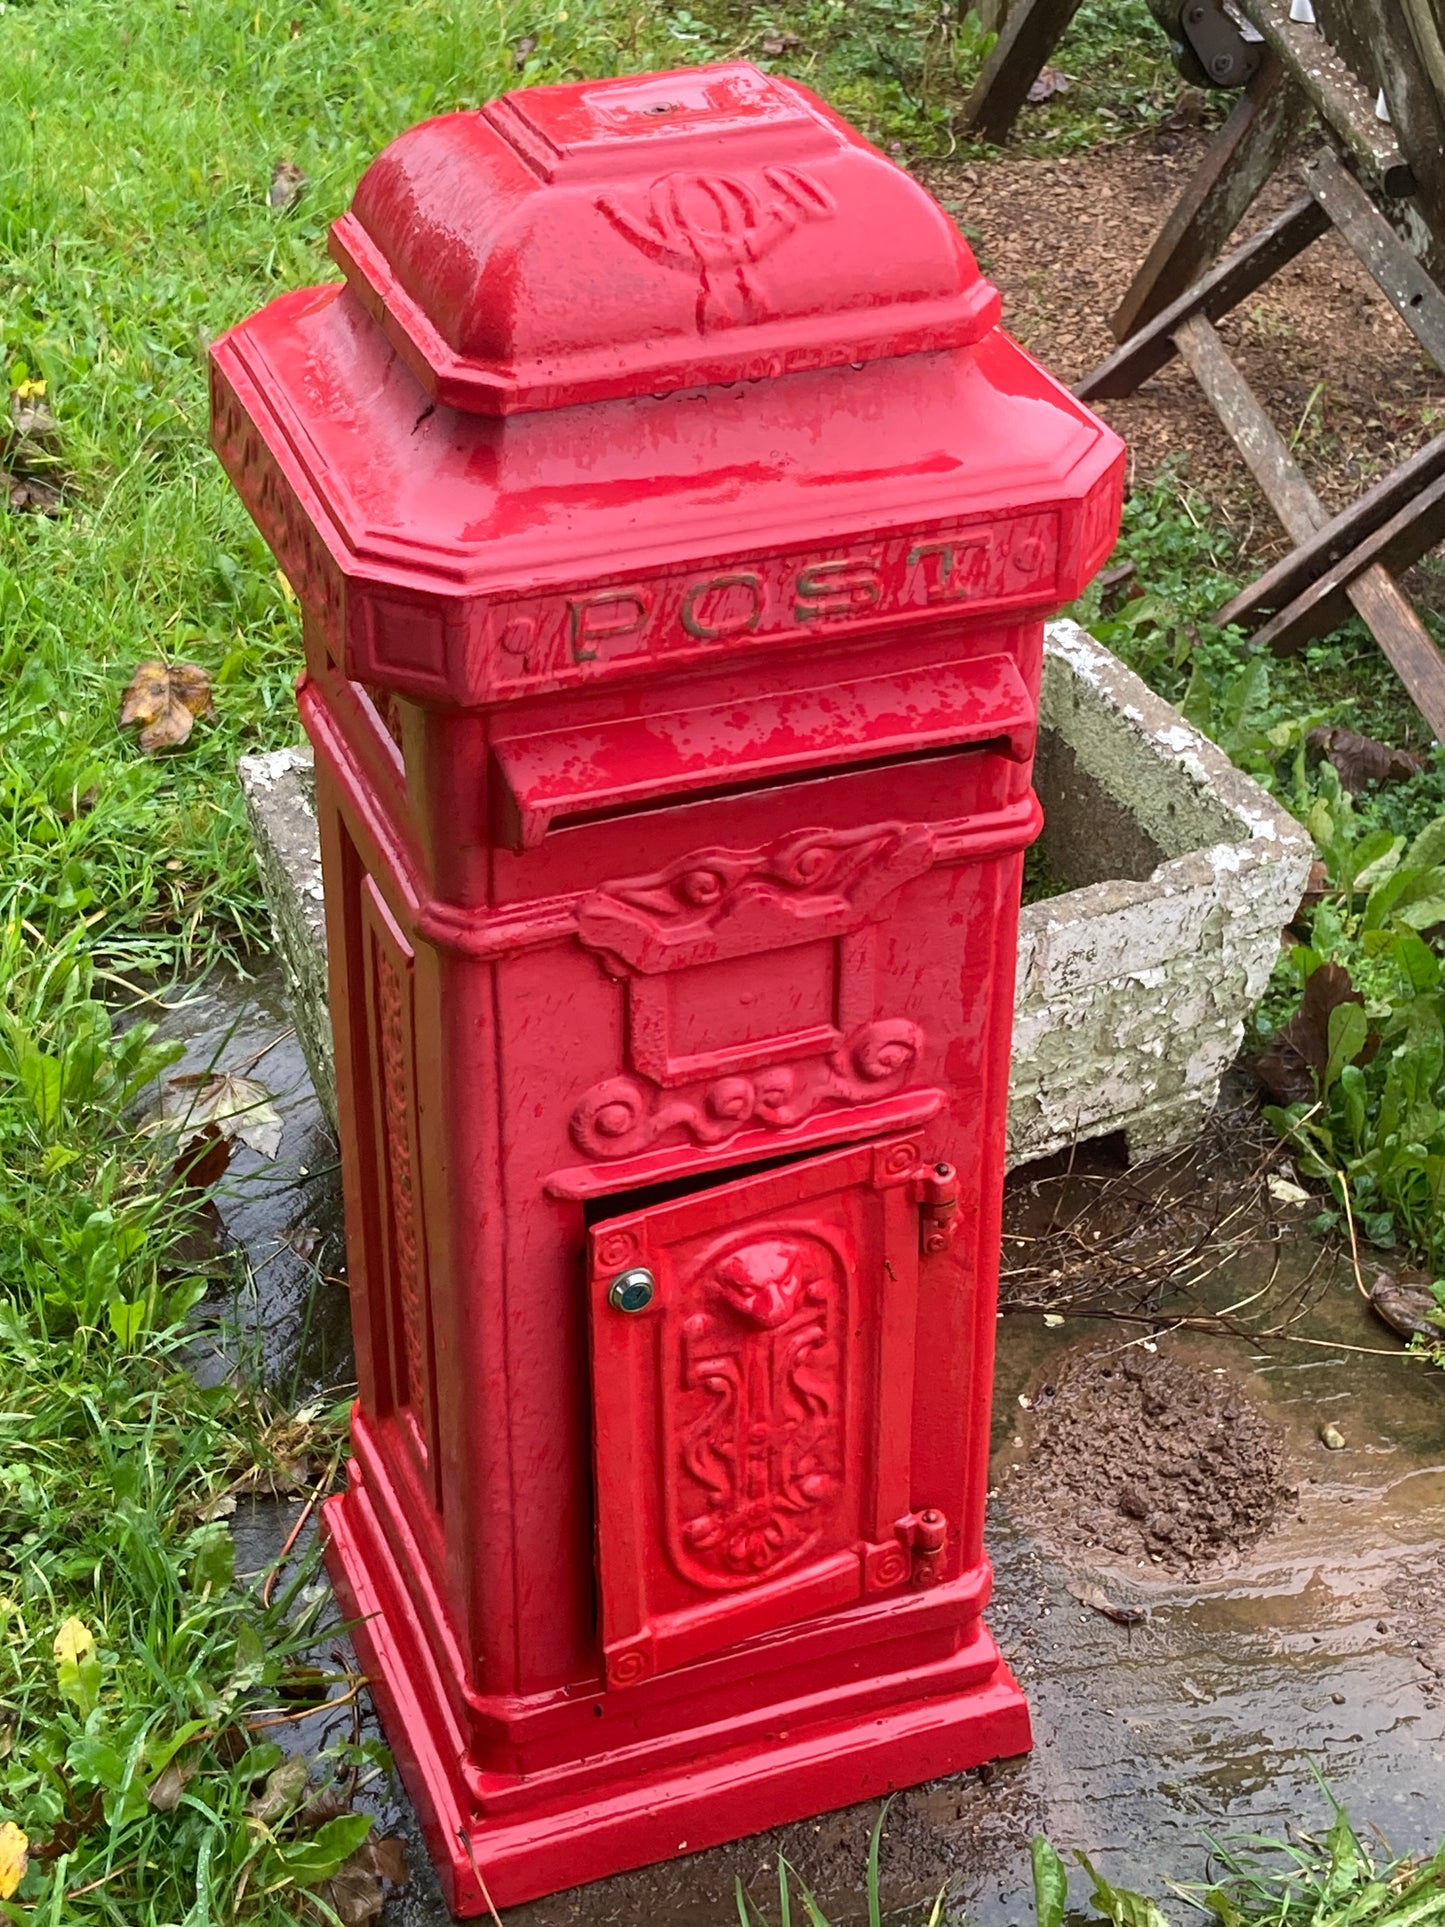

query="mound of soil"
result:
[1008,1346,1293,1572]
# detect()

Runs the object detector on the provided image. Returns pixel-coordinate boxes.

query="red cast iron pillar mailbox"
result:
[212,62,1124,1914]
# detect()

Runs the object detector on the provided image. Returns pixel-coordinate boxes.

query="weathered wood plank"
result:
[1111,55,1310,342]
[1253,468,1445,658]
[960,0,1086,144]
[1350,0,1445,220]
[1334,571,1445,743]
[1311,0,1376,95]
[1303,148,1445,372]
[1172,313,1324,542]
[1217,430,1445,628]
[1077,192,1329,401]
[1236,0,1414,196]
[1172,318,1445,738]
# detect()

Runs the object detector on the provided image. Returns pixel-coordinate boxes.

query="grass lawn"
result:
[1,0,1444,1920]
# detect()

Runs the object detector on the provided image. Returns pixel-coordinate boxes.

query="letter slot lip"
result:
[490,654,1035,851]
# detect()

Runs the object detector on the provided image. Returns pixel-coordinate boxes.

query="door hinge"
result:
[894,1508,949,1587]
[918,1160,959,1254]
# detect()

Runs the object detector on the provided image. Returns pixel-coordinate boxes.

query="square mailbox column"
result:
[212,61,1124,1914]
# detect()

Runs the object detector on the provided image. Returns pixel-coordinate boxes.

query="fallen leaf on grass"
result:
[1253,962,1376,1104]
[30,1791,102,1863]
[146,1071,283,1161]
[316,1833,408,1925]
[147,1758,194,1811]
[1027,65,1072,102]
[1307,725,1427,794]
[10,388,57,446]
[249,1754,310,1823]
[118,659,214,752]
[269,159,307,209]
[5,469,61,514]
[0,1822,27,1901]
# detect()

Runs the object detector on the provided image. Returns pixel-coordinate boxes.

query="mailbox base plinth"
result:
[324,1476,1031,1915]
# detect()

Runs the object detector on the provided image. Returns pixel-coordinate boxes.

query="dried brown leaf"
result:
[172,1122,234,1191]
[298,1788,352,1833]
[269,159,307,209]
[248,1753,309,1822]
[1368,1267,1442,1342]
[10,391,57,446]
[1307,725,1427,794]
[1253,961,1374,1104]
[1027,65,1072,103]
[147,1758,194,1811]
[1291,858,1330,927]
[1067,1580,1147,1627]
[146,1071,283,1159]
[315,1834,409,1925]
[118,659,214,752]
[6,470,61,514]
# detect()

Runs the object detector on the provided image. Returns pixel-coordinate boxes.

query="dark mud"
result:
[1008,1346,1294,1572]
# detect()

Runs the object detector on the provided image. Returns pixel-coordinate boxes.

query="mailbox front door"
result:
[586,1133,938,1689]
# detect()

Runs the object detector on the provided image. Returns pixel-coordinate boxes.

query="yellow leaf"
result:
[118,659,215,753]
[54,1616,94,1665]
[54,1614,104,1714]
[276,569,296,603]
[0,1820,27,1899]
[13,377,45,400]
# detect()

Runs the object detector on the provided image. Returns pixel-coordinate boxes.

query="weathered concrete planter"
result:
[239,622,1311,1168]
[1012,621,1311,1165]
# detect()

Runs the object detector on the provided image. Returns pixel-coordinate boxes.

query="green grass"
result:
[0,0,736,977]
[0,921,376,1923]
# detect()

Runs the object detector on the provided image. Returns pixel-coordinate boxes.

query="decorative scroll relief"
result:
[570,1019,924,1159]
[598,168,836,332]
[669,1231,845,1588]
[575,823,937,975]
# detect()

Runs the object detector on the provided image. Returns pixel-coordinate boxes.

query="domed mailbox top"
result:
[331,63,1002,414]
[211,64,1125,709]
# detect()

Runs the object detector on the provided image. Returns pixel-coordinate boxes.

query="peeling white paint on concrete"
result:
[1009,623,1312,1167]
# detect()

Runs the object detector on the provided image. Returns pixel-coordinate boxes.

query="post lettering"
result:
[793,558,883,623]
[906,534,991,603]
[680,572,764,640]
[568,589,652,662]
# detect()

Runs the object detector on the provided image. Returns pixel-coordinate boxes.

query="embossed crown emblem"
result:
[598,167,836,331]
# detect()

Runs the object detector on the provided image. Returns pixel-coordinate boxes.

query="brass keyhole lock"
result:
[608,1267,656,1313]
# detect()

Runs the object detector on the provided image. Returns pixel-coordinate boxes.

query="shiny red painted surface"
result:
[212,62,1124,1915]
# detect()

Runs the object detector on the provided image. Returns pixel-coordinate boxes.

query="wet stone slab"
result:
[189,973,1445,1924]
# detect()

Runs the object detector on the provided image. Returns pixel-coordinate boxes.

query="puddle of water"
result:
[134,964,353,1397]
[156,974,1445,1924]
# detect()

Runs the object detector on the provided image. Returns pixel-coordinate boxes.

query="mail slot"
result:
[211,59,1124,1915]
